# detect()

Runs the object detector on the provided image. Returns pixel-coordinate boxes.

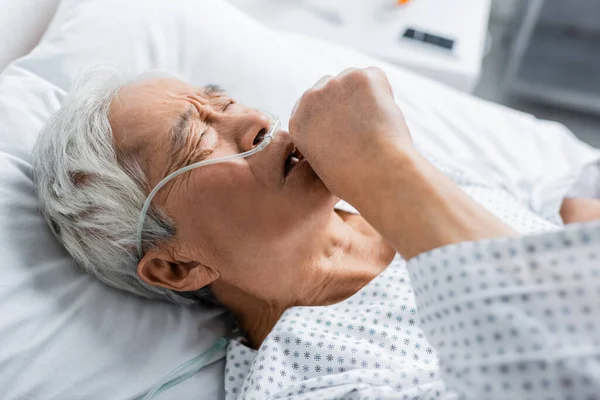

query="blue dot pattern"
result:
[408,221,600,399]
[225,254,446,399]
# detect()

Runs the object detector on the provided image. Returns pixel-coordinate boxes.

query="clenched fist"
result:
[290,67,413,205]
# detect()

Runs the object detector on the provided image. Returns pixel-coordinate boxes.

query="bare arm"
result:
[351,148,515,259]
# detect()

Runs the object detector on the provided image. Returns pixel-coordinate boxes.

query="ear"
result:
[137,248,219,292]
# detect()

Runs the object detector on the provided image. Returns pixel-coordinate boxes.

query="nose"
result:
[232,111,273,153]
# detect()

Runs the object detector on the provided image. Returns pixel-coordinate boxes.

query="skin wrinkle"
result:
[167,120,210,174]
[109,77,396,348]
[165,88,231,176]
[150,93,225,209]
[169,105,195,155]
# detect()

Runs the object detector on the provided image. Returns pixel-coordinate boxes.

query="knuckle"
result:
[303,87,316,97]
[365,66,388,85]
[301,88,320,103]
[314,74,333,90]
[339,67,357,77]
[366,66,385,76]
[347,69,371,86]
[323,76,339,89]
[303,90,322,106]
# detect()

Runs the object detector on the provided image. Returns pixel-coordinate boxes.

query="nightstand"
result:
[228,0,491,93]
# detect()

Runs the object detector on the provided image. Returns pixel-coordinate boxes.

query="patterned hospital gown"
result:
[223,152,600,400]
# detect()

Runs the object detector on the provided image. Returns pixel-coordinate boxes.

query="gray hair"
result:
[33,67,214,306]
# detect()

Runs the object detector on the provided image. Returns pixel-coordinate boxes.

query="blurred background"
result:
[478,0,600,147]
[2,0,599,146]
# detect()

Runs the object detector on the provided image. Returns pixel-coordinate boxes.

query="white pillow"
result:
[2,0,598,398]
[0,0,60,72]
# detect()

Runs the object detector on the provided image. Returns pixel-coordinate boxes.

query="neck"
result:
[215,210,395,349]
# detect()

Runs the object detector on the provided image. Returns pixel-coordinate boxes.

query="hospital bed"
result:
[1,0,596,398]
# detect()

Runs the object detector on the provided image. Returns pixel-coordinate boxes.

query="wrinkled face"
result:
[110,78,337,301]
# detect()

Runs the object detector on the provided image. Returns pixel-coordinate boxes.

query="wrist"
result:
[351,147,516,259]
[351,146,424,210]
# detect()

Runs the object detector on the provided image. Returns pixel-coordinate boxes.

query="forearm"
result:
[352,149,515,259]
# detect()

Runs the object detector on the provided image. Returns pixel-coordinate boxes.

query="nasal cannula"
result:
[136,111,280,399]
[136,111,280,259]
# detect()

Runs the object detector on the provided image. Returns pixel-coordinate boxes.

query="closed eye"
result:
[223,100,234,112]
[169,106,212,164]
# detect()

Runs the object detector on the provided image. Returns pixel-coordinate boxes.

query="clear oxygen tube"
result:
[136,111,280,259]
[136,111,280,400]
[139,338,228,400]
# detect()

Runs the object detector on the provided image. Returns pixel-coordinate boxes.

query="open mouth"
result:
[284,146,305,177]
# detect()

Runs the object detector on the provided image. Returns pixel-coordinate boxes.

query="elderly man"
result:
[33,67,600,399]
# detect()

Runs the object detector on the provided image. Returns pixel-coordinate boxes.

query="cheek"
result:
[173,163,335,266]
[178,165,279,234]
[189,168,303,241]
[207,180,296,238]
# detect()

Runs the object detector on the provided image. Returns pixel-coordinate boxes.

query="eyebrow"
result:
[203,84,225,96]
[169,105,196,157]
[168,84,226,162]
